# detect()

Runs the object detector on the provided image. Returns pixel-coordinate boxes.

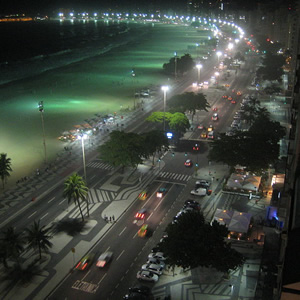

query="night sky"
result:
[0,0,295,16]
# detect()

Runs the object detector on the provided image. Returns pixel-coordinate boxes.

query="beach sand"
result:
[0,23,210,189]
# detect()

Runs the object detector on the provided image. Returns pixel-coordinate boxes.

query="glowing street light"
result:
[228,42,234,50]
[77,131,88,182]
[196,64,203,85]
[174,52,178,80]
[161,86,169,131]
[216,51,222,65]
[77,130,90,216]
[38,101,47,164]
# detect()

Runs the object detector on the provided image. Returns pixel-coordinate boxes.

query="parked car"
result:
[136,270,159,282]
[195,180,210,188]
[147,258,166,268]
[148,252,166,261]
[190,188,207,197]
[141,263,163,275]
[184,199,200,210]
[123,285,151,299]
[173,208,194,223]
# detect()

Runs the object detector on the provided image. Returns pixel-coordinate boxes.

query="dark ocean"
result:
[0,20,146,85]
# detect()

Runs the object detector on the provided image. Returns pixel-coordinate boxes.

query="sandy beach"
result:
[0,22,209,189]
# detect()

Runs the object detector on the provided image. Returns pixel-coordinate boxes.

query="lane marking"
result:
[147,212,153,221]
[41,213,48,220]
[154,197,164,212]
[48,197,55,203]
[116,250,125,261]
[28,211,37,219]
[97,273,107,285]
[82,270,91,281]
[59,199,66,205]
[119,227,126,236]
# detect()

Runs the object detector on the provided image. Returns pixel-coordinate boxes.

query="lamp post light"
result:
[77,131,88,182]
[174,52,178,80]
[216,51,222,65]
[196,64,202,85]
[161,85,169,132]
[38,101,47,164]
[77,130,90,216]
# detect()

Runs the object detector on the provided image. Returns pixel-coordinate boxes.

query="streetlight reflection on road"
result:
[161,85,169,132]
[196,64,203,86]
[216,51,222,65]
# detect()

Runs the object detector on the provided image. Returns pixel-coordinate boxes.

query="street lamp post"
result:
[77,130,89,216]
[38,101,47,164]
[161,86,169,132]
[174,52,177,80]
[196,64,202,85]
[78,132,87,182]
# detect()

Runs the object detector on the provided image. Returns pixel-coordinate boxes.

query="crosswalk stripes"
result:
[88,188,117,203]
[152,282,232,299]
[86,161,114,170]
[158,171,191,182]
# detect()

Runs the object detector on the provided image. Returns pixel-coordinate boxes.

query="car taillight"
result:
[141,214,144,219]
[97,261,106,267]
[75,262,81,269]
[135,213,139,218]
[82,263,88,270]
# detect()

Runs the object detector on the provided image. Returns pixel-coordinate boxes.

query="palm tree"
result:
[0,153,12,189]
[63,173,89,222]
[25,220,53,260]
[0,227,25,266]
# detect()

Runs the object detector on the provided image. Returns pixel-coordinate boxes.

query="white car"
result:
[141,263,163,275]
[136,270,159,282]
[147,258,166,268]
[190,188,207,196]
[148,252,166,261]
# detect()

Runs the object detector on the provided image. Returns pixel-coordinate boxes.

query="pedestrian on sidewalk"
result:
[112,215,115,222]
[109,216,112,223]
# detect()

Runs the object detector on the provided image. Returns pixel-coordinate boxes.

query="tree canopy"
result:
[167,92,210,121]
[163,54,195,76]
[256,53,285,82]
[160,211,244,272]
[146,112,190,137]
[141,130,169,165]
[208,113,286,172]
[99,131,145,171]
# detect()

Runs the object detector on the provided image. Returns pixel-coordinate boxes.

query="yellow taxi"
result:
[207,125,213,132]
[200,131,207,138]
[138,190,148,200]
[138,224,148,238]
